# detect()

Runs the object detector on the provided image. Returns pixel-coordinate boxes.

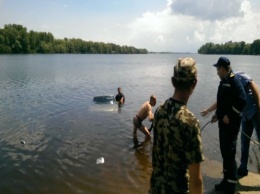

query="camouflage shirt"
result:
[150,98,204,194]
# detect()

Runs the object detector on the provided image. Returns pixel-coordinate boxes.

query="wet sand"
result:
[202,157,260,194]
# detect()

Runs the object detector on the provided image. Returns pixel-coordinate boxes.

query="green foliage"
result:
[0,24,148,54]
[198,40,260,55]
[251,39,260,55]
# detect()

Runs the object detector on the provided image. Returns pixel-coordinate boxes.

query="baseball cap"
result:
[213,57,230,67]
[173,57,197,82]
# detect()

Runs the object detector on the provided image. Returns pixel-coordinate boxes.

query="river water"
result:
[0,54,259,194]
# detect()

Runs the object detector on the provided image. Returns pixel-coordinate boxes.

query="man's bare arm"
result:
[147,104,154,121]
[200,102,217,117]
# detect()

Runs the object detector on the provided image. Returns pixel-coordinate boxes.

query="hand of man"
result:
[211,114,218,123]
[200,110,208,117]
[223,115,230,124]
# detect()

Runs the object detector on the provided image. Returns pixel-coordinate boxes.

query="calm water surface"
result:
[0,54,259,194]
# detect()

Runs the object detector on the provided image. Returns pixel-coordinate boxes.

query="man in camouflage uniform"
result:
[149,57,204,194]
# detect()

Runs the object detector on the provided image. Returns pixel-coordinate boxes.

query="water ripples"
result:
[0,54,260,193]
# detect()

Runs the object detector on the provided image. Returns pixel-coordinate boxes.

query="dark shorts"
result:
[133,115,142,128]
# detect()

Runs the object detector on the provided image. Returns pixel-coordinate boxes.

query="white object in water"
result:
[96,157,105,164]
[21,140,26,144]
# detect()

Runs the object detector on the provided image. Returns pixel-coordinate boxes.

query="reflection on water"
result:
[0,54,259,193]
[89,103,118,112]
[133,136,152,175]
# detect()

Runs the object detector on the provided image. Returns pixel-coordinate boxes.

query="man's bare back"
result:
[136,101,153,121]
[133,95,156,138]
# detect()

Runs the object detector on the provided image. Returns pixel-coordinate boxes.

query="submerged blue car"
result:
[93,95,115,104]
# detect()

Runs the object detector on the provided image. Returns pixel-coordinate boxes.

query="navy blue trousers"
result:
[219,121,239,182]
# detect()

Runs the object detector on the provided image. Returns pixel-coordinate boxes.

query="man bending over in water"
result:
[133,95,156,138]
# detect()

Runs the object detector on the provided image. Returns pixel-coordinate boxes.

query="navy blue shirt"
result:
[235,71,257,121]
[216,71,247,126]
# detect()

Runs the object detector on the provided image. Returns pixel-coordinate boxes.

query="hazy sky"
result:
[1,0,260,52]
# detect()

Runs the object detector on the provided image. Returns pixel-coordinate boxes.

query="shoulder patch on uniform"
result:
[230,72,234,77]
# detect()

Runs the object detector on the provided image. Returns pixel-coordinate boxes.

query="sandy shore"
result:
[202,157,260,194]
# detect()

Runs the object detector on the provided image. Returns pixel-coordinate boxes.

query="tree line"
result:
[198,40,260,55]
[0,24,148,54]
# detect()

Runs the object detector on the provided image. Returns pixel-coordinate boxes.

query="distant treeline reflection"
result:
[0,24,148,54]
[198,40,260,55]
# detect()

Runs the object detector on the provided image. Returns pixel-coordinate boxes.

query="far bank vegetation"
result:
[0,24,148,54]
[198,40,260,55]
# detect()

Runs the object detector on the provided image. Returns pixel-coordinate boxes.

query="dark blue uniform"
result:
[216,71,247,191]
[235,72,260,175]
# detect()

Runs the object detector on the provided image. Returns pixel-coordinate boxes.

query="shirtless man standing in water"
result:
[133,95,156,138]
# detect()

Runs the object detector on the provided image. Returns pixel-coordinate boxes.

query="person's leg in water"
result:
[133,135,139,149]
[133,116,139,136]
[133,125,137,136]
[139,124,150,138]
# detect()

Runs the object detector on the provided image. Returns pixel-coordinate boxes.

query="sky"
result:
[0,0,260,53]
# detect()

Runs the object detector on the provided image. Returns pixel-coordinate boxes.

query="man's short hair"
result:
[150,95,156,101]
